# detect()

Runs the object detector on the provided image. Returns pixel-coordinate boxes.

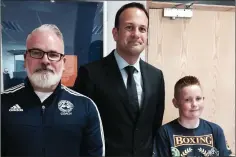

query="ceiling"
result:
[1,0,103,55]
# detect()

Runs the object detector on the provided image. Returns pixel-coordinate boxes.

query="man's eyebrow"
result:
[124,23,147,27]
[28,48,60,54]
[140,24,147,28]
[28,48,43,51]
[48,50,60,54]
[124,22,133,25]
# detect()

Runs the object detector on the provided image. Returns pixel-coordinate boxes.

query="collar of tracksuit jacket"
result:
[24,77,62,108]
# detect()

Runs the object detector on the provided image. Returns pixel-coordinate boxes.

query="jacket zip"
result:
[42,105,46,156]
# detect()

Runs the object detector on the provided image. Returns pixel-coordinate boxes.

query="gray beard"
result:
[27,70,62,89]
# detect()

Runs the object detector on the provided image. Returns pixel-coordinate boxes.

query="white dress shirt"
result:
[114,50,143,107]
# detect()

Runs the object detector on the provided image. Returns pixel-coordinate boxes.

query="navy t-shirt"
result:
[155,118,232,157]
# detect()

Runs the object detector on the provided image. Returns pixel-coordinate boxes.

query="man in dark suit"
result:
[73,2,165,156]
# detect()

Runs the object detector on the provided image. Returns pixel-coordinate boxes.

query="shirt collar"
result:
[114,49,141,72]
[24,77,62,104]
[24,77,61,92]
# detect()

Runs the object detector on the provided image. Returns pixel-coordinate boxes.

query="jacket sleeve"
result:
[1,105,6,156]
[155,127,171,157]
[159,71,165,126]
[214,125,232,156]
[73,66,95,99]
[80,99,105,156]
[153,71,165,134]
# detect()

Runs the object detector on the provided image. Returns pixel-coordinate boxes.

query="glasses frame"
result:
[26,48,65,62]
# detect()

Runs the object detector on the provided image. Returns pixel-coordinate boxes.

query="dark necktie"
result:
[125,66,139,113]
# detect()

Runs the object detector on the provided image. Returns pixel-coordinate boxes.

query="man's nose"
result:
[41,53,50,64]
[131,28,140,38]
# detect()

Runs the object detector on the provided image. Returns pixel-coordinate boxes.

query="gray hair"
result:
[26,24,64,43]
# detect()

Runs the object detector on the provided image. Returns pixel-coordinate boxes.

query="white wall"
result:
[103,1,147,60]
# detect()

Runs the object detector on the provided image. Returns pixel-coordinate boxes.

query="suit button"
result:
[135,128,139,131]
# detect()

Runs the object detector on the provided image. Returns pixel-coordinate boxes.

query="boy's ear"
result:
[172,98,179,108]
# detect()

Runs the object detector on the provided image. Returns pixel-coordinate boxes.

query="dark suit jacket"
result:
[73,51,165,156]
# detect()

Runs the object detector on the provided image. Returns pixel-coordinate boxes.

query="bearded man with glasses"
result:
[1,24,105,157]
[25,48,65,89]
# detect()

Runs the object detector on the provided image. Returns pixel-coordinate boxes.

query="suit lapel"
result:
[139,60,151,114]
[103,51,136,122]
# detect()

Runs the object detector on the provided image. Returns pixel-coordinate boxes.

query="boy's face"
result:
[173,85,204,120]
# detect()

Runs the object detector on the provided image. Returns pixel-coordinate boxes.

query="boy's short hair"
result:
[174,76,201,98]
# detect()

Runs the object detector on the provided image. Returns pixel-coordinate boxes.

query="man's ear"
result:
[63,56,66,63]
[112,27,118,41]
[172,98,179,108]
[24,53,27,68]
[62,57,66,71]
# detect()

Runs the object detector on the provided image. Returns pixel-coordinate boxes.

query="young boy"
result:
[155,76,232,157]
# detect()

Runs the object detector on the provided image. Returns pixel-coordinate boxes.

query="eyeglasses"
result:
[27,49,64,61]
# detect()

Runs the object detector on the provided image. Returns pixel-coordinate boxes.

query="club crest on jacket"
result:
[58,100,74,115]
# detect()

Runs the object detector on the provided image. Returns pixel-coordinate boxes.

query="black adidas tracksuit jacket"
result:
[1,78,105,156]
